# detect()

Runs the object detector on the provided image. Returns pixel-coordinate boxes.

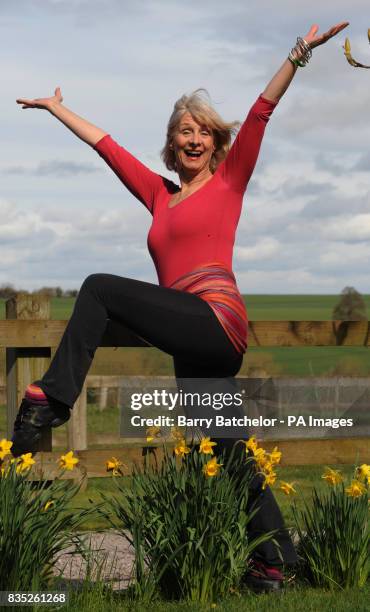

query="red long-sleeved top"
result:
[94,95,277,288]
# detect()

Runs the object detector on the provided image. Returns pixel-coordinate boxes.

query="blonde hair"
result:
[161,89,240,174]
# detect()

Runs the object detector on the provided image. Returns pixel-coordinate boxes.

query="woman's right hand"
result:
[16,86,107,146]
[16,86,63,111]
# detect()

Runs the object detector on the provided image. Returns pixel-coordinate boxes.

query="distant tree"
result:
[332,287,368,321]
[65,289,78,298]
[38,286,66,297]
[0,284,17,299]
[38,287,58,297]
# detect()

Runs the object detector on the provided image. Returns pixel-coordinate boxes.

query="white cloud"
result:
[0,198,155,287]
[320,241,370,268]
[237,267,340,294]
[235,238,280,262]
[321,214,370,241]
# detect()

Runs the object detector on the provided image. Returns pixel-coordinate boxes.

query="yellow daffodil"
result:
[279,481,296,496]
[146,426,161,442]
[16,453,35,473]
[199,437,217,455]
[171,426,184,441]
[58,450,79,471]
[256,454,270,470]
[321,467,343,486]
[0,439,13,461]
[356,464,370,483]
[343,36,370,68]
[106,457,124,476]
[244,435,258,454]
[269,447,282,465]
[43,500,55,511]
[253,447,266,463]
[259,459,274,473]
[345,480,367,498]
[203,457,222,478]
[262,470,277,489]
[174,439,191,458]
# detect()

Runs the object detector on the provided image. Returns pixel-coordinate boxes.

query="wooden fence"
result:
[1,293,369,480]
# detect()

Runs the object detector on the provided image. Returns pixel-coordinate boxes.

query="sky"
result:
[1,0,369,293]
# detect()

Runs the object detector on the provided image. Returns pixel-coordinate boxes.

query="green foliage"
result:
[0,462,94,591]
[62,582,370,612]
[293,481,369,589]
[98,445,274,603]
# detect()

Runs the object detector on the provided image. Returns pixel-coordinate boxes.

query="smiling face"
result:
[172,112,215,177]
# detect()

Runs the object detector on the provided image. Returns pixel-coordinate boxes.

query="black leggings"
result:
[40,273,242,406]
[39,273,297,566]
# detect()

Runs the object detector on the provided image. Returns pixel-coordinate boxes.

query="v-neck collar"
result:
[167,174,216,209]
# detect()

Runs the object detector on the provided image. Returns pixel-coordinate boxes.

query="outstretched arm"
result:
[16,87,106,147]
[16,87,165,212]
[262,22,349,102]
[220,22,349,194]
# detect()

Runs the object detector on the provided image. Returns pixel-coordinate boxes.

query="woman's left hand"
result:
[304,22,349,49]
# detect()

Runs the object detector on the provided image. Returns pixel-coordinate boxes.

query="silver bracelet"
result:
[288,36,312,67]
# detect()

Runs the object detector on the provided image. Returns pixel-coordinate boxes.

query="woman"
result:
[12,22,348,590]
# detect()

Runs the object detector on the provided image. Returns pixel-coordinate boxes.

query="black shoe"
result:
[11,398,70,457]
[244,560,284,593]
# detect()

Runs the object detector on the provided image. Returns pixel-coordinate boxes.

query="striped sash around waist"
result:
[169,263,247,353]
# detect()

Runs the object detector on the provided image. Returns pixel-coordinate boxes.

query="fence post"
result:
[67,381,87,450]
[6,293,52,450]
[99,386,108,411]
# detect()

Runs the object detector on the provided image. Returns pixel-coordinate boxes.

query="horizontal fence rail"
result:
[0,319,369,348]
[30,437,370,482]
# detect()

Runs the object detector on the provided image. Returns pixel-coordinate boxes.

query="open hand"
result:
[303,22,349,49]
[16,87,63,110]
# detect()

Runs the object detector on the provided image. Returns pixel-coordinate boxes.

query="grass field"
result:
[1,294,370,321]
[61,584,370,612]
